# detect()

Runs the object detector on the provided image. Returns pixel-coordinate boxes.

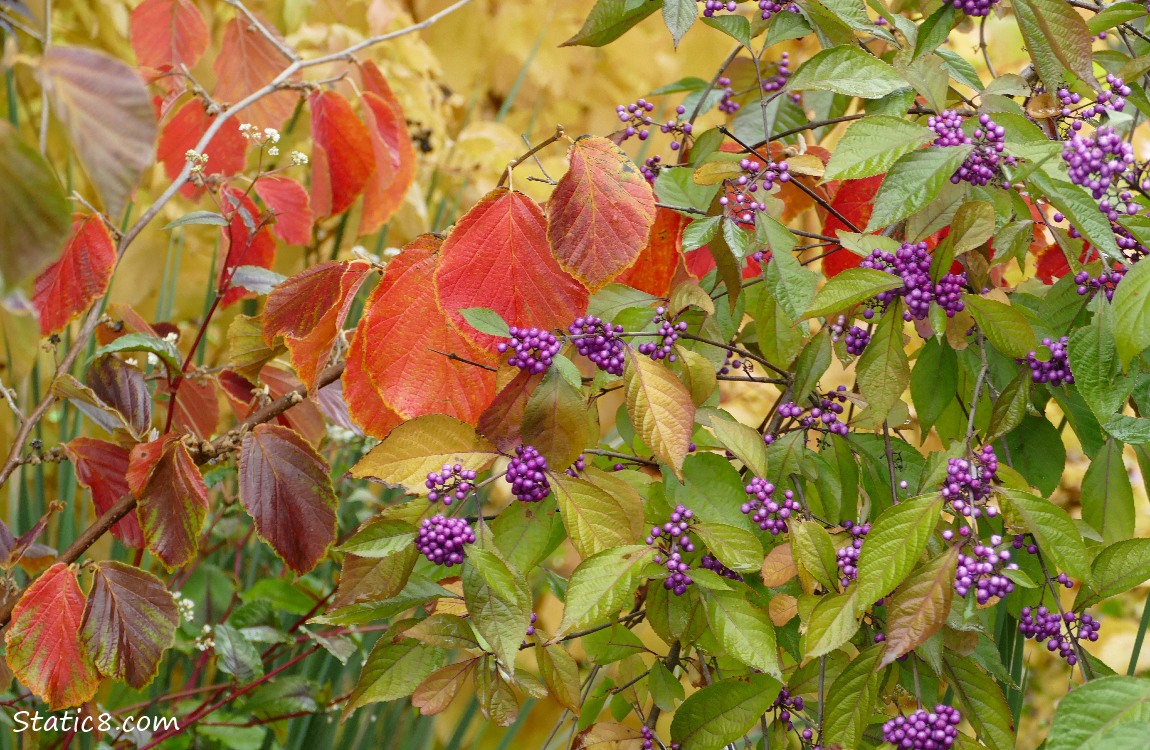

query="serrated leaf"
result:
[987,367,1031,441]
[882,546,959,666]
[963,295,1037,359]
[563,0,663,47]
[411,658,478,716]
[0,121,71,288]
[163,211,229,229]
[1028,171,1122,261]
[214,623,263,682]
[997,488,1090,582]
[1112,257,1150,368]
[703,590,781,678]
[670,673,782,750]
[336,518,416,558]
[127,435,209,569]
[623,347,696,478]
[661,0,697,47]
[351,414,496,489]
[942,655,1016,750]
[458,307,512,337]
[710,417,769,478]
[1070,304,1131,421]
[344,640,448,718]
[823,116,935,181]
[553,473,643,558]
[92,332,182,375]
[463,545,532,676]
[523,367,592,470]
[787,45,909,99]
[802,268,904,320]
[1080,438,1134,544]
[693,523,763,573]
[802,589,861,657]
[1078,538,1150,607]
[854,494,944,611]
[1012,0,1095,88]
[855,305,910,429]
[557,545,657,636]
[865,146,973,231]
[700,14,750,47]
[823,643,885,748]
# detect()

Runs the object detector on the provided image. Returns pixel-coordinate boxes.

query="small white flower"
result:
[239,123,255,140]
[163,331,179,343]
[263,127,281,143]
[147,353,159,367]
[172,592,195,622]
[290,151,309,166]
[268,146,280,157]
[125,357,139,367]
[185,150,209,174]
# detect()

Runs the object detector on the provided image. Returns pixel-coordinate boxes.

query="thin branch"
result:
[223,0,299,61]
[497,125,565,188]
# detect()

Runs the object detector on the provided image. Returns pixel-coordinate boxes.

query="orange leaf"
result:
[4,564,100,709]
[615,206,687,296]
[213,17,298,130]
[359,92,416,235]
[309,90,376,218]
[547,136,656,293]
[156,100,248,198]
[159,375,219,441]
[130,0,209,80]
[254,175,313,245]
[127,434,209,569]
[219,187,276,306]
[262,260,371,389]
[345,235,497,436]
[32,214,115,335]
[64,437,145,549]
[436,189,588,348]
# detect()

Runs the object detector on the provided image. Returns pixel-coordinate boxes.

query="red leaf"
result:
[64,437,146,549]
[821,174,886,278]
[358,62,417,234]
[436,189,588,348]
[547,136,657,292]
[130,0,209,80]
[615,207,688,296]
[80,562,178,689]
[160,374,219,441]
[156,100,248,198]
[254,175,313,245]
[219,188,276,306]
[213,17,299,130]
[476,369,542,452]
[127,434,209,569]
[32,215,115,335]
[262,260,371,390]
[86,354,152,437]
[261,365,327,446]
[345,234,497,436]
[4,564,100,709]
[238,424,338,574]
[309,90,376,218]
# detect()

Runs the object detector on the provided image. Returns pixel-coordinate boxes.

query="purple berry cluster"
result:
[836,521,870,588]
[941,445,1000,518]
[564,453,586,478]
[761,53,792,93]
[525,612,537,637]
[742,477,800,534]
[415,515,475,567]
[640,727,680,750]
[830,315,871,356]
[425,464,477,506]
[638,307,688,361]
[1019,607,1100,665]
[700,553,743,581]
[719,351,743,375]
[615,98,655,142]
[928,110,1015,186]
[756,0,799,19]
[702,0,737,15]
[861,242,967,321]
[498,326,560,374]
[718,157,790,224]
[882,705,962,749]
[1057,75,1131,130]
[1074,268,1126,300]
[717,76,740,115]
[569,315,625,376]
[776,387,851,436]
[506,445,551,503]
[1021,336,1074,386]
[768,688,805,732]
[647,504,697,596]
[954,535,1018,604]
[1063,126,1137,220]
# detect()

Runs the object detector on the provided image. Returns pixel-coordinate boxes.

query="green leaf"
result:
[936,48,984,91]
[624,347,696,479]
[661,0,697,47]
[351,414,496,490]
[1102,415,1150,444]
[710,416,769,478]
[682,215,721,250]
[693,523,763,573]
[92,333,182,374]
[855,305,910,429]
[790,520,840,591]
[1001,414,1068,497]
[942,656,1016,750]
[823,643,885,748]
[335,519,417,558]
[0,121,71,288]
[553,473,643,558]
[766,239,818,323]
[792,329,832,401]
[670,673,782,750]
[522,367,592,470]
[163,210,229,229]
[403,614,480,650]
[1078,538,1150,607]
[1088,2,1147,35]
[1069,304,1131,421]
[802,590,861,657]
[866,146,973,231]
[343,640,448,717]
[1047,675,1150,750]
[700,13,750,47]
[702,590,781,678]
[557,545,658,636]
[492,494,565,573]
[655,163,719,213]
[911,337,958,436]
[823,116,935,181]
[1112,257,1150,368]
[787,45,909,99]
[458,307,511,337]
[913,4,957,59]
[947,200,995,255]
[881,546,959,666]
[214,624,264,682]
[854,494,944,611]
[648,659,684,711]
[801,268,904,320]
[963,295,1037,359]
[462,545,533,676]
[987,368,1031,441]
[1028,171,1122,261]
[1080,439,1135,544]
[997,489,1090,582]
[1012,0,1095,88]
[562,0,662,47]
[537,643,583,714]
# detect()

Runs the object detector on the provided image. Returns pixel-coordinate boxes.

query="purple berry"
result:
[506,445,551,503]
[498,326,560,373]
[742,477,801,534]
[569,316,625,376]
[416,515,475,567]
[882,705,962,749]
[425,463,477,506]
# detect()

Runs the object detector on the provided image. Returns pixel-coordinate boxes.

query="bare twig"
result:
[497,125,565,188]
[223,0,299,61]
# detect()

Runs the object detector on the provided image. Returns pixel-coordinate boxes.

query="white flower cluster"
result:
[325,424,359,445]
[172,591,195,622]
[239,123,281,146]
[185,150,208,175]
[194,624,215,652]
[290,150,309,166]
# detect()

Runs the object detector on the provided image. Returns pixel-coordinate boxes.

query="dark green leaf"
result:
[1080,438,1135,544]
[670,673,782,750]
[865,147,973,231]
[787,46,910,99]
[562,0,663,47]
